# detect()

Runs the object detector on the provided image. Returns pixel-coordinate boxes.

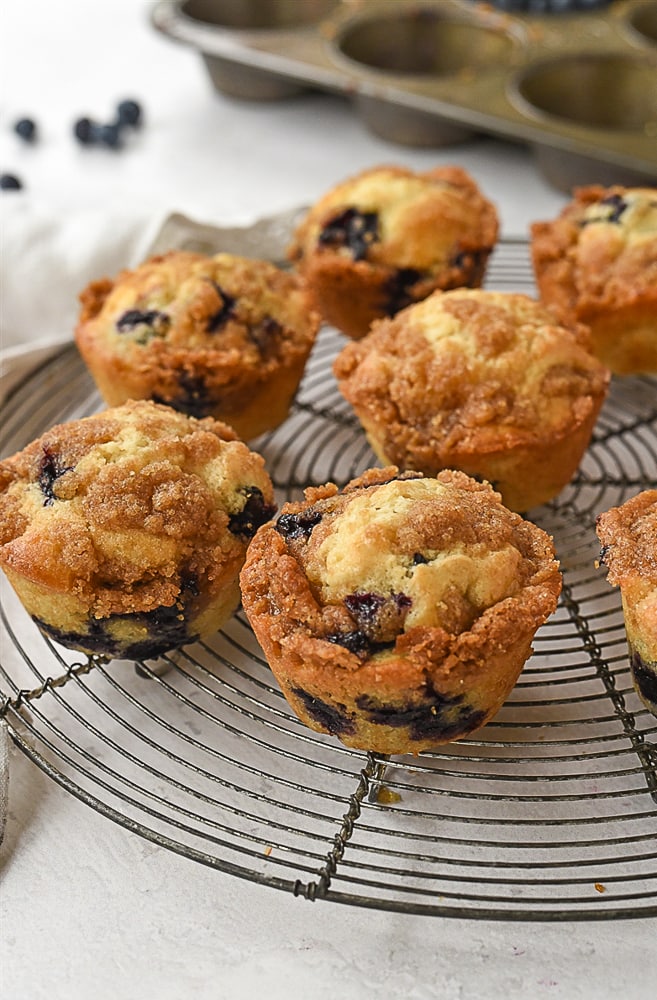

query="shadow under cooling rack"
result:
[1,236,656,920]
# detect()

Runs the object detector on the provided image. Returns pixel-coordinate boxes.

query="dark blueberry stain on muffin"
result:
[228,486,276,539]
[206,282,236,332]
[581,194,628,227]
[318,208,379,261]
[154,372,212,419]
[290,686,355,735]
[597,544,610,566]
[37,446,73,506]
[180,569,200,598]
[275,508,322,541]
[325,629,374,656]
[248,315,282,357]
[33,601,199,661]
[448,247,490,286]
[385,267,423,314]
[344,591,411,645]
[630,650,657,707]
[116,309,170,343]
[412,552,429,565]
[356,691,486,742]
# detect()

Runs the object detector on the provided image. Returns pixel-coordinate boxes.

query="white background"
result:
[0,2,654,999]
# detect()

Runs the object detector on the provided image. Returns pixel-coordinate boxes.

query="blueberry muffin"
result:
[288,164,499,340]
[596,491,657,718]
[0,399,276,659]
[240,467,562,755]
[333,288,610,512]
[75,250,321,440]
[531,185,657,375]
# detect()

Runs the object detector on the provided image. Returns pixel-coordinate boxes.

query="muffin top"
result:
[255,467,561,659]
[76,250,320,369]
[0,400,275,615]
[333,288,610,459]
[531,185,657,318]
[289,164,499,274]
[596,490,657,587]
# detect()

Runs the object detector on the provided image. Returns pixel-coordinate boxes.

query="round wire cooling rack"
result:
[1,234,656,921]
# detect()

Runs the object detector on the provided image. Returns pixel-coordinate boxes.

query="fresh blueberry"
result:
[14,118,37,142]
[116,99,142,128]
[97,123,122,149]
[73,117,97,145]
[0,173,22,190]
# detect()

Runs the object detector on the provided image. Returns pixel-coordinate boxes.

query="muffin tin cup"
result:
[152,0,657,191]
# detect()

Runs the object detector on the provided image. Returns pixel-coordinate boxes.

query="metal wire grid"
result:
[1,238,656,920]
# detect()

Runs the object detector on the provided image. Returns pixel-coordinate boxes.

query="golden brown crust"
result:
[596,491,657,712]
[289,164,499,339]
[240,467,561,754]
[333,289,610,511]
[0,400,276,657]
[75,251,321,440]
[531,186,657,375]
[596,490,657,587]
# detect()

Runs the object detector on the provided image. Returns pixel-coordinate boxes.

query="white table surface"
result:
[1,3,655,999]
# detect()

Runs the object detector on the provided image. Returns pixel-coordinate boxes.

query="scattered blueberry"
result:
[0,173,22,190]
[14,117,37,142]
[97,122,122,149]
[117,99,142,128]
[73,117,97,145]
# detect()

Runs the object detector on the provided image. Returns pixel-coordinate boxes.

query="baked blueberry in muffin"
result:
[333,288,610,512]
[596,490,657,717]
[289,164,499,339]
[531,185,657,375]
[0,400,275,659]
[240,467,562,754]
[75,250,321,440]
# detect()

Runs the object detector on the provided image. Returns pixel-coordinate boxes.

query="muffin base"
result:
[355,398,605,512]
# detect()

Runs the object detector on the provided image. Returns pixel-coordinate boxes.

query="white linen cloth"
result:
[0,196,166,401]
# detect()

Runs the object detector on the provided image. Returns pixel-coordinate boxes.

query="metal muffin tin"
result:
[151,0,657,191]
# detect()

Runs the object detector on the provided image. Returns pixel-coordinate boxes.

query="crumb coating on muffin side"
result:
[240,468,562,754]
[531,186,657,374]
[0,400,276,658]
[334,289,610,511]
[596,491,657,714]
[75,250,320,437]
